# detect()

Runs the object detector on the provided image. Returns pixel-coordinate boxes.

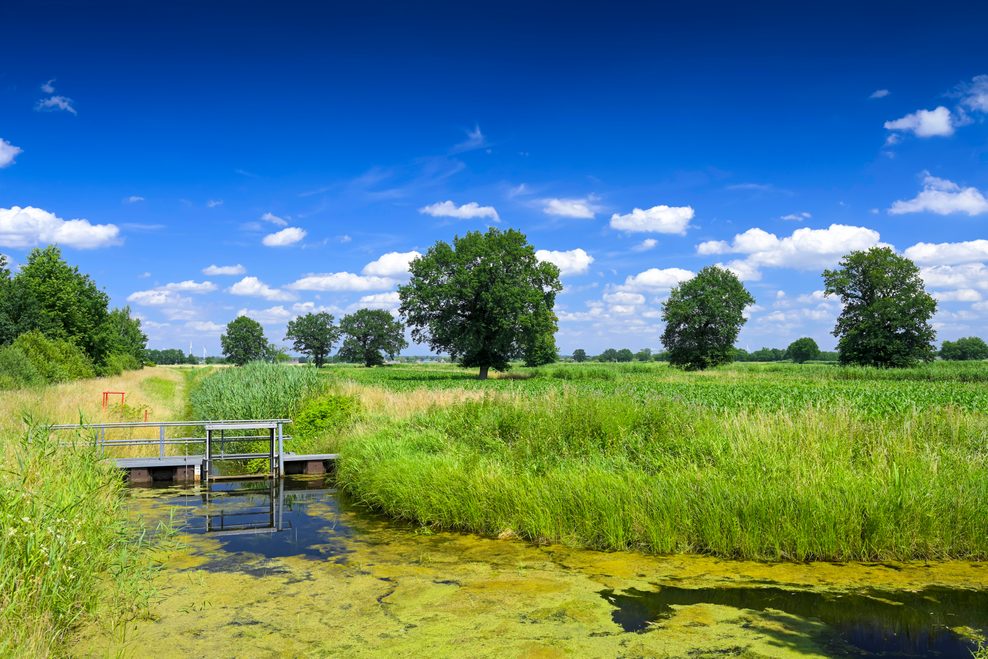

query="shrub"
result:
[12,331,95,383]
[99,352,142,376]
[293,394,362,446]
[0,344,44,390]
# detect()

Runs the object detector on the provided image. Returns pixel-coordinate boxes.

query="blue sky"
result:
[2,0,988,355]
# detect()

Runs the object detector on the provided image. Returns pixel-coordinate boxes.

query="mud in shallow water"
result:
[75,477,988,658]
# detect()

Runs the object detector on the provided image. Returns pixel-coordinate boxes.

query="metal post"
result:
[159,424,165,459]
[99,426,105,455]
[204,428,211,483]
[277,422,284,479]
[269,428,275,478]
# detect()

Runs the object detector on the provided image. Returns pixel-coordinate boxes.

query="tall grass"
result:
[0,428,152,656]
[338,393,988,561]
[188,362,322,420]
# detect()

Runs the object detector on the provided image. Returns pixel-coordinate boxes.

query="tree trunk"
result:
[478,365,490,380]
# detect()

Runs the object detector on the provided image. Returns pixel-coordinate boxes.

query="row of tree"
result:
[0,247,147,388]
[220,308,407,367]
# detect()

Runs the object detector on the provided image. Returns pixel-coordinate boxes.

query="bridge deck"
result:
[114,453,338,470]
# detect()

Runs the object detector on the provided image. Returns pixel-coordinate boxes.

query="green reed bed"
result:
[337,393,988,561]
[0,430,152,656]
[189,362,323,420]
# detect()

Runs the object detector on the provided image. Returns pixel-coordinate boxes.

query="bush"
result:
[99,352,142,376]
[189,362,322,420]
[12,331,95,383]
[0,344,45,390]
[293,394,362,446]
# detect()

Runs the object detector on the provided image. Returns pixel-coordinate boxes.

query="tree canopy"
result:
[572,348,588,362]
[338,308,407,367]
[398,228,562,379]
[785,337,820,364]
[661,266,754,371]
[823,247,937,367]
[285,312,339,367]
[221,316,268,366]
[940,336,988,361]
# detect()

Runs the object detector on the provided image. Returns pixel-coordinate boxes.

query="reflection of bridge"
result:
[46,419,337,483]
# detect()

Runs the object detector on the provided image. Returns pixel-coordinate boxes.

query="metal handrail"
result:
[47,419,291,430]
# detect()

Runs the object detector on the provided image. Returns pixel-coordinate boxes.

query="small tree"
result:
[823,247,937,367]
[572,348,588,363]
[399,228,562,379]
[785,337,820,364]
[635,348,652,362]
[661,266,754,371]
[221,316,268,366]
[940,337,988,361]
[285,312,339,367]
[615,348,634,362]
[338,308,407,367]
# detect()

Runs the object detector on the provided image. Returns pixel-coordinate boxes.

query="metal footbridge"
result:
[46,419,337,483]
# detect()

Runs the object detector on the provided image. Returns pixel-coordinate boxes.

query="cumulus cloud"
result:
[934,289,982,303]
[237,305,294,324]
[0,138,23,168]
[228,276,295,301]
[870,89,890,99]
[631,239,658,252]
[888,174,988,216]
[535,248,594,276]
[362,251,422,277]
[904,240,988,265]
[620,267,694,292]
[262,226,306,247]
[697,224,883,280]
[541,197,598,219]
[419,200,499,221]
[920,263,988,291]
[288,272,396,292]
[185,320,225,333]
[0,206,120,249]
[127,289,191,307]
[203,264,246,276]
[356,291,401,311]
[884,106,954,138]
[609,205,694,234]
[161,280,216,293]
[261,212,288,226]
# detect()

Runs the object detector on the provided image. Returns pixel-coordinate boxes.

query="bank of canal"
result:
[76,477,988,657]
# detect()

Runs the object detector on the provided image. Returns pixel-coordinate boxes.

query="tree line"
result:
[0,247,147,389]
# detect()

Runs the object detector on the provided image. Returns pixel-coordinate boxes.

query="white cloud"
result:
[262,226,306,247]
[888,174,988,216]
[609,205,694,234]
[36,95,77,115]
[870,89,890,99]
[124,195,145,204]
[362,251,422,277]
[356,291,401,311]
[203,264,246,276]
[261,212,288,226]
[419,200,499,221]
[620,267,694,292]
[698,224,883,280]
[206,199,223,208]
[0,206,120,249]
[237,305,294,324]
[631,239,657,252]
[185,320,225,333]
[781,211,811,221]
[920,264,988,291]
[884,106,954,138]
[228,276,296,301]
[958,74,988,113]
[288,272,396,292]
[542,197,597,219]
[127,289,191,307]
[41,79,56,94]
[451,124,487,153]
[904,240,988,266]
[934,289,982,303]
[162,280,216,293]
[603,291,645,305]
[535,248,594,276]
[0,138,23,168]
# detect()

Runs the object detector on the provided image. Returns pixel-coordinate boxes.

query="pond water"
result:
[77,477,988,657]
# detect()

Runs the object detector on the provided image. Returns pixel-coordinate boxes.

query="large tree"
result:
[785,337,820,364]
[105,306,148,365]
[285,312,339,367]
[221,316,268,366]
[572,348,588,363]
[338,308,407,367]
[398,228,562,379]
[661,266,754,371]
[823,247,937,367]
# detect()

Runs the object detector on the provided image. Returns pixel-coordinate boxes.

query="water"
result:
[77,478,988,657]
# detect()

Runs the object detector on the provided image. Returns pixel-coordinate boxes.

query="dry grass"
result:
[338,380,500,420]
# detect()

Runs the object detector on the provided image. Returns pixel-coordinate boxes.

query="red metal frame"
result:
[102,391,125,409]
